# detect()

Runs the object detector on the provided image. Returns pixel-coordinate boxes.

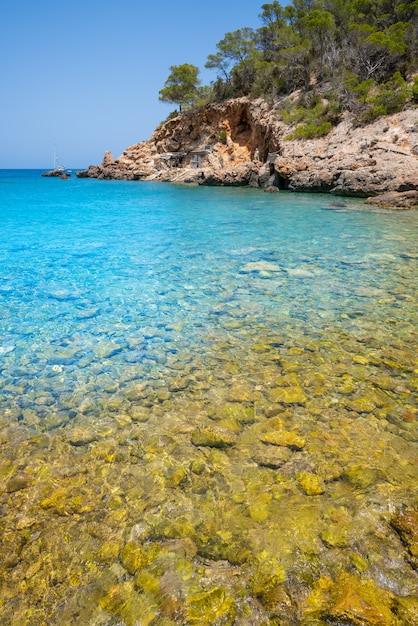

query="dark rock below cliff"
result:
[365,190,418,209]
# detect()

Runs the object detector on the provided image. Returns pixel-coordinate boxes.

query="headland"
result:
[77,96,418,209]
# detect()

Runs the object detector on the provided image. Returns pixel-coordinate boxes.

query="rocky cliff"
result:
[77,97,418,208]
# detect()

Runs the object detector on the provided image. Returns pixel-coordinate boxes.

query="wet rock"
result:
[249,493,272,522]
[260,430,305,450]
[260,585,293,619]
[191,427,237,448]
[249,554,285,596]
[252,445,292,469]
[93,342,123,359]
[124,383,150,401]
[99,580,158,624]
[345,397,376,413]
[190,458,206,474]
[2,532,28,568]
[370,375,396,391]
[350,552,369,573]
[321,525,351,548]
[15,516,38,530]
[115,413,132,429]
[296,472,325,496]
[129,407,151,422]
[284,267,315,278]
[39,487,94,516]
[226,385,256,403]
[324,573,394,625]
[96,540,122,564]
[343,465,384,490]
[67,427,98,446]
[165,465,187,488]
[121,541,146,574]
[264,404,284,418]
[365,190,418,209]
[168,377,190,392]
[391,509,418,570]
[6,474,34,493]
[106,394,126,411]
[47,347,79,364]
[210,402,256,424]
[134,570,160,595]
[393,595,418,625]
[269,386,307,405]
[240,261,282,273]
[186,586,237,624]
[41,412,69,430]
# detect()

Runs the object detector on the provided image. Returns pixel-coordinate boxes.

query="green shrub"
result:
[412,77,418,104]
[218,129,228,143]
[280,94,337,140]
[352,72,411,126]
[372,73,410,114]
[353,104,387,127]
[286,121,332,140]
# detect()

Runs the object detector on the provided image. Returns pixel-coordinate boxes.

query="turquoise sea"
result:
[0,169,417,625]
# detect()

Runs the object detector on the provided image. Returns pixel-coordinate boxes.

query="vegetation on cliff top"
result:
[159,0,418,135]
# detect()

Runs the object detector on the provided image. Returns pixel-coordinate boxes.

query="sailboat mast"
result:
[54,144,58,169]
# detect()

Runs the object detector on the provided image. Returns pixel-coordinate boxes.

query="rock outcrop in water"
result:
[77,97,418,207]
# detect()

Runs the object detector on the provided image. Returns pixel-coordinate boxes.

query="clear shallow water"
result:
[0,170,417,625]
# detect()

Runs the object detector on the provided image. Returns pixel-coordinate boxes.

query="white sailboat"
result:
[53,144,64,173]
[42,145,71,178]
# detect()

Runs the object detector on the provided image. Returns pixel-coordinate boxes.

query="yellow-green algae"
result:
[0,325,417,625]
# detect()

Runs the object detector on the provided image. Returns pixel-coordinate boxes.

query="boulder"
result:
[200,162,259,187]
[365,190,418,209]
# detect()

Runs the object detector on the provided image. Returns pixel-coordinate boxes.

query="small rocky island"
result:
[77,97,418,209]
[42,167,70,178]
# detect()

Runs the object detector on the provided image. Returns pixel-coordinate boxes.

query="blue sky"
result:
[0,1,264,168]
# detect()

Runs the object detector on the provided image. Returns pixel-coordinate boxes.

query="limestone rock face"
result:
[76,98,418,207]
[200,162,259,187]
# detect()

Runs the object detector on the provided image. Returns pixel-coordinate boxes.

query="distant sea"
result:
[0,169,417,623]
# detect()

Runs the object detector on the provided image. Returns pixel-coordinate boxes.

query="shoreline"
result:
[76,97,418,210]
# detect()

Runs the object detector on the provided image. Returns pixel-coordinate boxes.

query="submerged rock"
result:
[67,427,98,446]
[365,190,418,209]
[210,402,256,424]
[249,554,286,596]
[391,509,418,570]
[120,542,146,575]
[186,587,237,625]
[252,445,292,469]
[260,430,306,450]
[324,573,395,626]
[269,386,307,405]
[240,261,283,273]
[5,475,34,493]
[169,377,190,392]
[296,471,325,496]
[191,427,237,448]
[96,540,122,564]
[343,465,384,490]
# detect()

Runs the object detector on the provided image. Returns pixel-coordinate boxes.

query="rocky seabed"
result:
[0,295,417,624]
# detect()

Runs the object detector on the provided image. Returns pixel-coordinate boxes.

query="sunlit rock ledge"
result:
[77,97,418,208]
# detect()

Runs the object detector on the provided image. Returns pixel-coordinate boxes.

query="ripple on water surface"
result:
[0,172,417,625]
